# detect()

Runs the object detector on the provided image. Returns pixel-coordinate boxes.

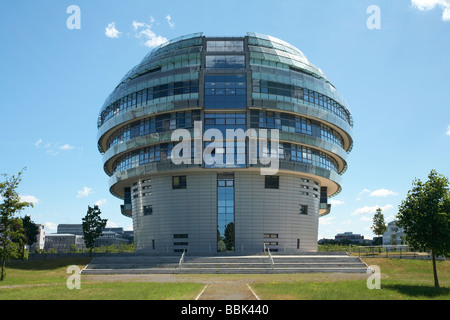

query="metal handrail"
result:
[178,250,185,268]
[264,243,274,269]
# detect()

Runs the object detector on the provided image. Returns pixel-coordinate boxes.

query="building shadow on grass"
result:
[383,284,450,298]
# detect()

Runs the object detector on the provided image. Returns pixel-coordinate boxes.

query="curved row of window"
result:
[252,79,351,125]
[250,110,344,148]
[111,141,339,175]
[279,143,338,173]
[99,78,350,130]
[105,109,344,154]
[107,110,201,149]
[99,79,199,127]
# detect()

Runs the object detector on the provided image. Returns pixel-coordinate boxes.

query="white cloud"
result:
[132,21,146,30]
[446,125,450,135]
[144,35,168,48]
[412,0,450,21]
[105,22,122,38]
[360,216,373,222]
[356,188,371,201]
[319,216,334,225]
[385,215,397,222]
[20,195,39,204]
[59,144,75,151]
[44,222,57,232]
[94,198,107,206]
[77,187,93,198]
[369,188,399,197]
[329,199,345,206]
[34,139,42,148]
[166,15,175,28]
[34,139,80,156]
[106,221,119,228]
[351,204,393,216]
[357,188,398,200]
[132,19,168,48]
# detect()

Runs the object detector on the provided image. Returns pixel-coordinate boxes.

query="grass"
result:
[0,282,203,300]
[0,256,449,300]
[252,258,450,300]
[0,258,203,300]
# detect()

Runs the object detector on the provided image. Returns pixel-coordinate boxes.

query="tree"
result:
[371,207,387,241]
[22,215,39,259]
[82,205,107,256]
[0,170,33,281]
[224,222,235,251]
[397,170,450,288]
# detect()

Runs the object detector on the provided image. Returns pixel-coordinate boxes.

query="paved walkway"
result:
[196,283,259,300]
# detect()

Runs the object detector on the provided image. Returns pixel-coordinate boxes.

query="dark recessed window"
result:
[265,176,279,189]
[173,234,188,239]
[300,205,308,215]
[143,205,153,215]
[172,176,187,189]
[174,242,189,246]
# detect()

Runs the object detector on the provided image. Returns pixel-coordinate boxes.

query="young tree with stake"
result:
[371,207,387,246]
[397,170,450,288]
[82,205,107,256]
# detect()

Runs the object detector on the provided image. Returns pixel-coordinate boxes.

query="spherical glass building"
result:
[97,33,353,254]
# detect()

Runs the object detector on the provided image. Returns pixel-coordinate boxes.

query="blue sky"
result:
[1,0,449,240]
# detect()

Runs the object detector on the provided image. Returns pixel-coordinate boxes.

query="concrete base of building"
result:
[131,171,321,255]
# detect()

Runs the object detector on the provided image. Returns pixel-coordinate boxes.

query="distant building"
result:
[28,224,45,252]
[335,232,366,244]
[57,224,83,236]
[383,220,405,245]
[42,224,134,252]
[95,227,134,246]
[44,234,86,252]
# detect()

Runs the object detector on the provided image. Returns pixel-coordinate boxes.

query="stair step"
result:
[81,253,368,274]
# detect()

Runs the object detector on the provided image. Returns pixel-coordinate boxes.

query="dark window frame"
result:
[300,205,308,215]
[265,175,280,189]
[172,176,187,189]
[143,205,153,215]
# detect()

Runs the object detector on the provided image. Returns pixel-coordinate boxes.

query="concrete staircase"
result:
[81,252,368,275]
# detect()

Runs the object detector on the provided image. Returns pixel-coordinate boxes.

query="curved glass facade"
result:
[97,33,353,254]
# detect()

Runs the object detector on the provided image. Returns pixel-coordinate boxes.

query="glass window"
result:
[172,176,187,189]
[204,112,246,134]
[252,81,351,126]
[300,205,308,215]
[107,110,200,150]
[207,40,244,52]
[265,176,279,189]
[204,75,246,109]
[143,205,153,216]
[99,80,199,127]
[205,55,245,69]
[217,174,234,252]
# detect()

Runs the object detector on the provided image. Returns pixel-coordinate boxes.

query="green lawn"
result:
[0,281,203,300]
[0,258,203,300]
[252,258,450,300]
[0,256,449,300]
